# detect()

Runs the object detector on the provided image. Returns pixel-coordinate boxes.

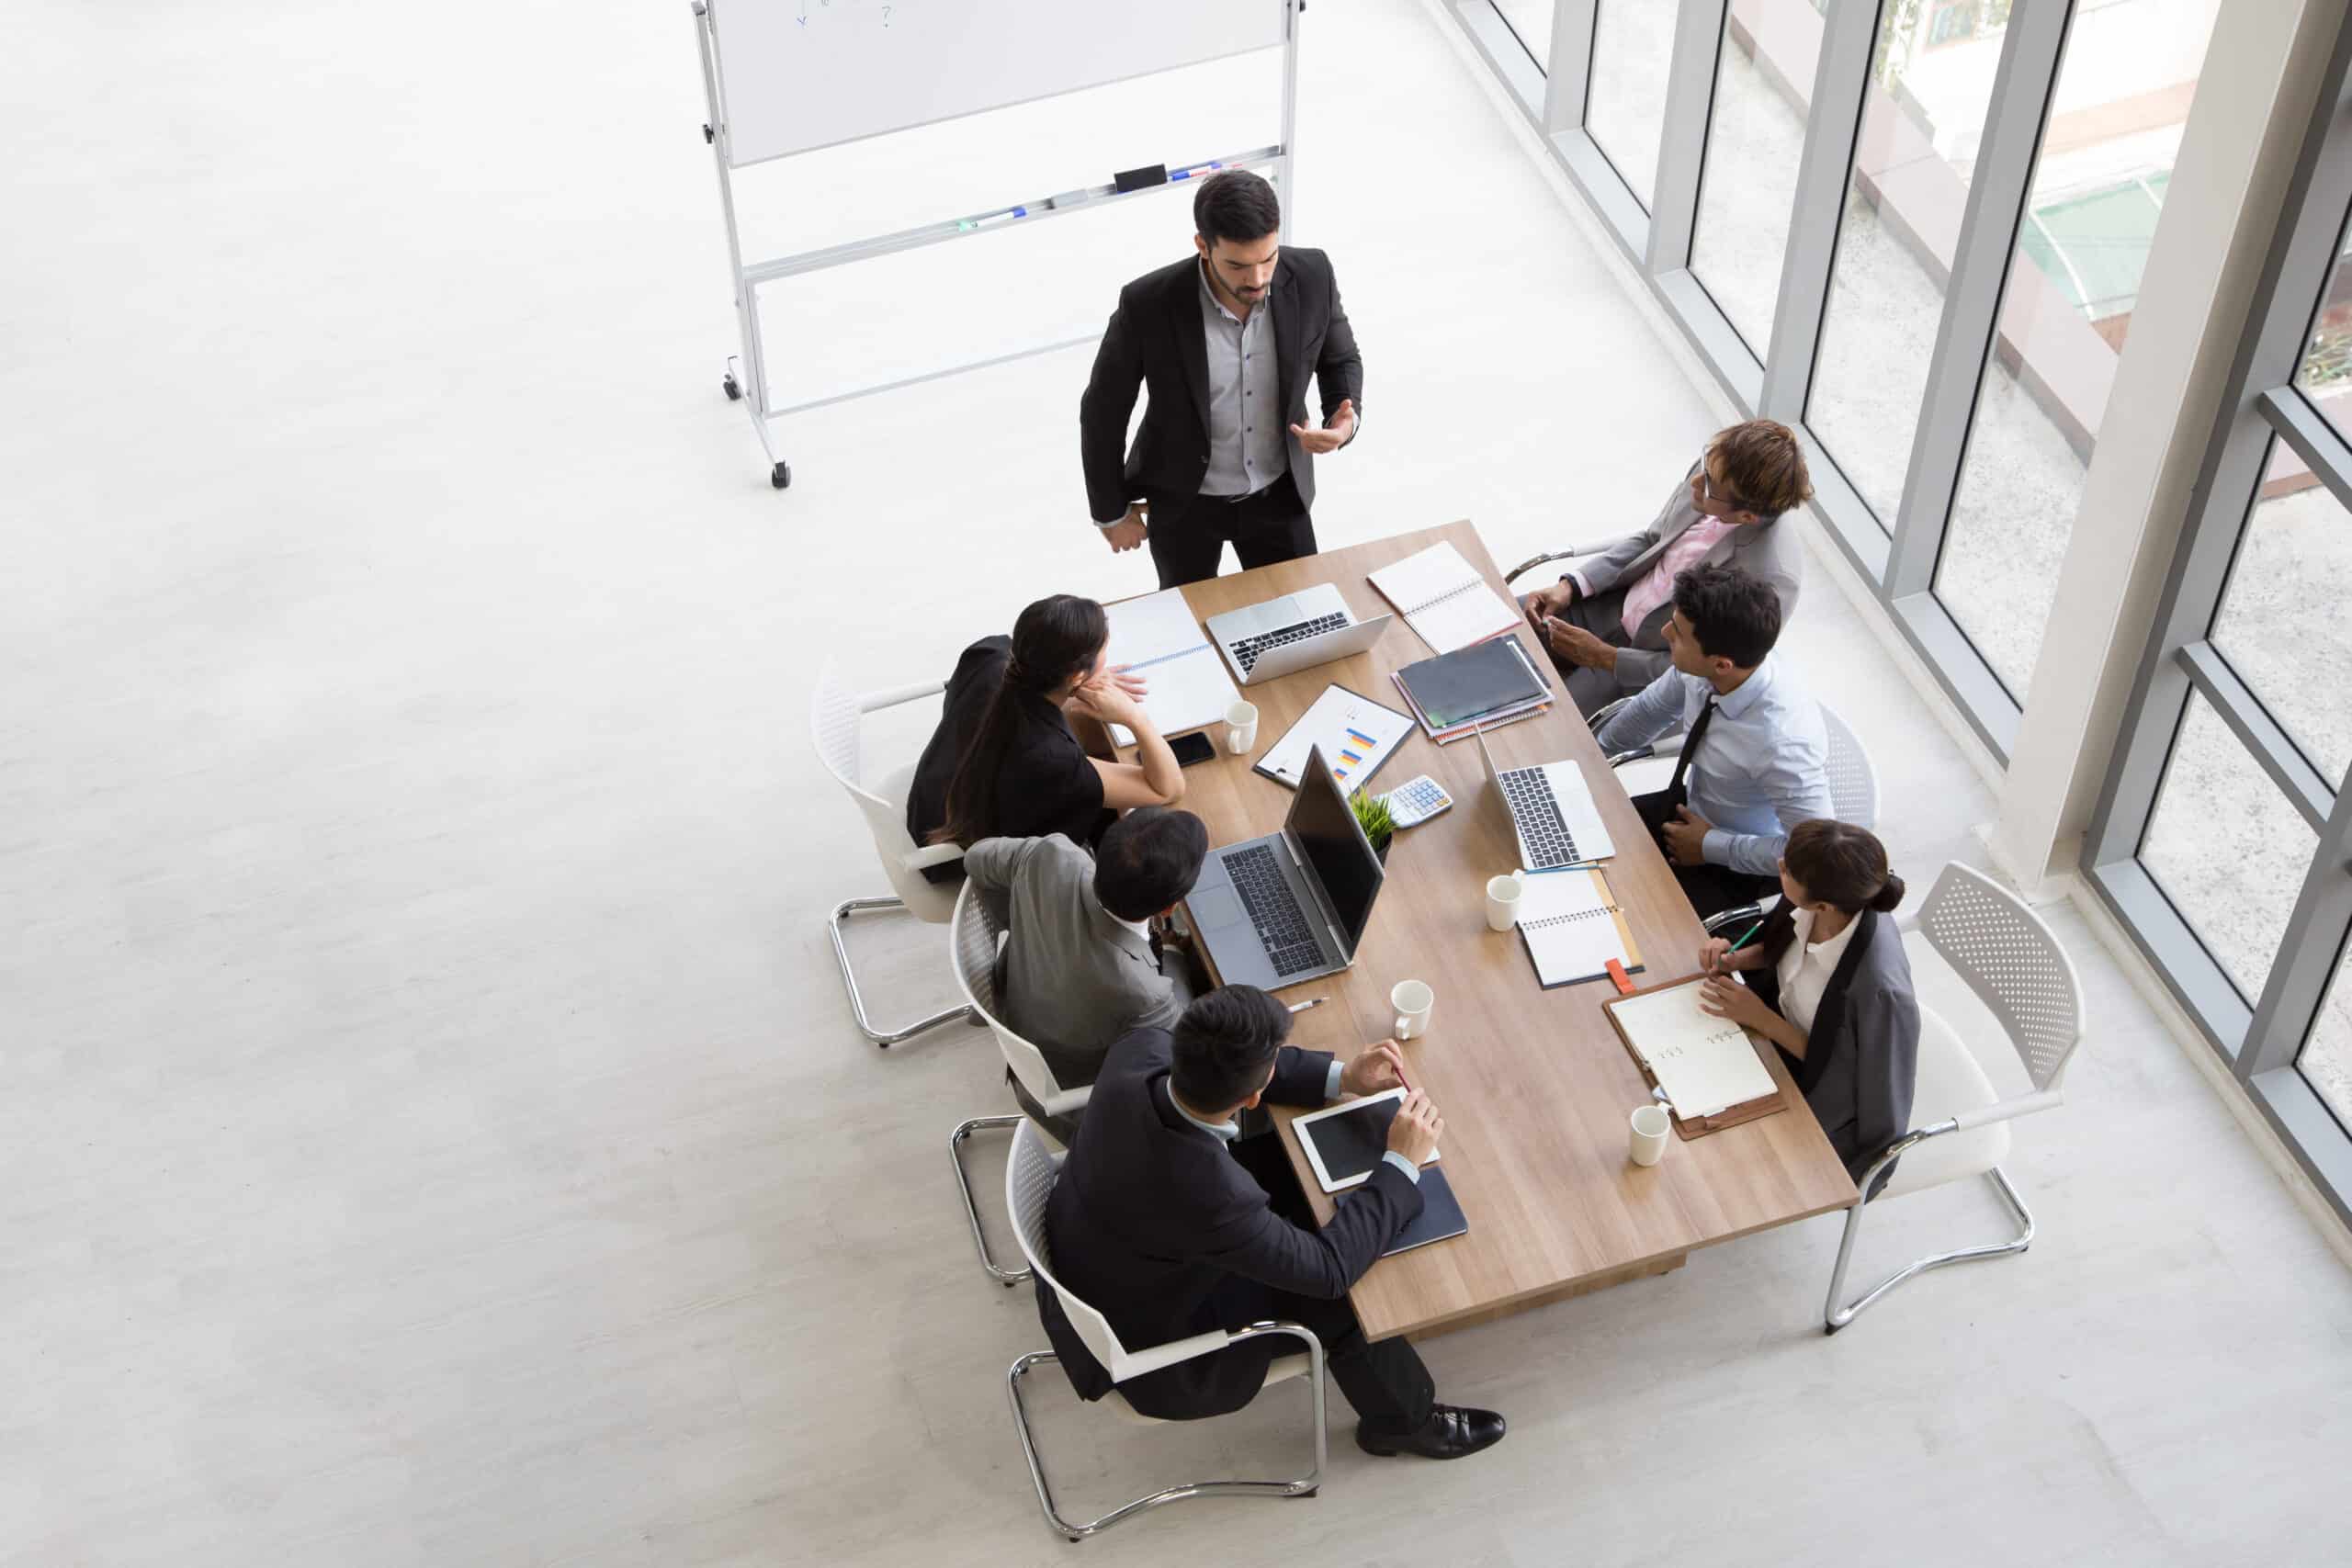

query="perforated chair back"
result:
[1008,1119,1137,1379]
[1818,703,1879,831]
[809,657,960,917]
[952,880,1070,1112]
[1905,863,2085,1092]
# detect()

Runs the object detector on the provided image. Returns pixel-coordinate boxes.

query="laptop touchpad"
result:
[1189,885,1246,931]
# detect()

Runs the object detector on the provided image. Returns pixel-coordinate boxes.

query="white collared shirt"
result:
[1774,906,1862,1038]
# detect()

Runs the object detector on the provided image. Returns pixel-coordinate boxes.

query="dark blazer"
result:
[1748,905,1920,1197]
[1037,1027,1420,1420]
[1079,249,1363,525]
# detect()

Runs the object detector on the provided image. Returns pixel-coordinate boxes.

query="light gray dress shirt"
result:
[1165,1074,1420,1183]
[1197,263,1288,497]
[1594,658,1833,876]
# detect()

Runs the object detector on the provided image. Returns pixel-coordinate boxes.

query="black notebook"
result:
[1352,1166,1469,1257]
[1393,638,1549,731]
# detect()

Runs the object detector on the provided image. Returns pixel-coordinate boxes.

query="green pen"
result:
[1724,917,1767,953]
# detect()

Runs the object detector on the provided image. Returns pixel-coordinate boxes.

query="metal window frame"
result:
[1432,0,2352,1205]
[2082,9,2352,1223]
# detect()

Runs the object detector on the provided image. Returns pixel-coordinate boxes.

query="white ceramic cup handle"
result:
[1394,1013,1415,1040]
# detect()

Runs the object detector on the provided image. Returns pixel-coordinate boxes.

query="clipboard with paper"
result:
[1601,974,1786,1141]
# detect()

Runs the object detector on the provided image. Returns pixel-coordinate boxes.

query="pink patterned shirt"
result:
[1619,518,1734,640]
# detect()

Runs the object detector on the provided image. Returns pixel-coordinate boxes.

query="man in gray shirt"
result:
[963,808,1211,1132]
[1080,170,1365,588]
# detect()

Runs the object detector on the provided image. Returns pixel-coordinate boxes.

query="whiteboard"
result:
[709,0,1290,168]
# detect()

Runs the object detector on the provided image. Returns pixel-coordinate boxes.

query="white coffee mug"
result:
[1485,870,1527,932]
[1629,1103,1671,1168]
[1225,700,1260,755]
[1391,979,1434,1041]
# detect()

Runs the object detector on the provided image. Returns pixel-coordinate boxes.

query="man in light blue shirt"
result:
[1595,563,1831,918]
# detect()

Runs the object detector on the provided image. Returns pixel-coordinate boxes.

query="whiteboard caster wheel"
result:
[770,461,792,491]
[721,374,741,400]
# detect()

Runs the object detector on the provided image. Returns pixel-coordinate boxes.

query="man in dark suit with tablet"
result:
[1080,169,1363,588]
[1035,986,1507,1459]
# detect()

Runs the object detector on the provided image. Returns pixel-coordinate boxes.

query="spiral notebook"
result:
[1367,542,1523,655]
[1514,867,1644,989]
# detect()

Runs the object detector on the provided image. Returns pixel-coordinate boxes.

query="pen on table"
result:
[1287,997,1328,1015]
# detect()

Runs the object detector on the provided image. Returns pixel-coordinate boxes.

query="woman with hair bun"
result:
[1695,818,1919,1194]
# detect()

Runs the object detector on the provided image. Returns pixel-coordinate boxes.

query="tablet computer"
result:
[1291,1088,1442,1194]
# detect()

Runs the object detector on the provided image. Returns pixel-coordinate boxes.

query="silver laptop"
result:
[1473,725,1617,870]
[1188,744,1385,990]
[1204,583,1394,686]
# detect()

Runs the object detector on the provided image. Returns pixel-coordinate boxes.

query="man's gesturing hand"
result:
[1385,1089,1443,1166]
[1290,398,1356,455]
[1103,501,1149,553]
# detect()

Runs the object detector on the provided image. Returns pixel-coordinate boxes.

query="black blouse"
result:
[906,636,1109,876]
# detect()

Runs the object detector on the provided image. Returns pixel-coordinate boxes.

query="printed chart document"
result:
[1254,684,1418,792]
[1368,542,1523,655]
[1514,868,1644,989]
[1607,980,1777,1121]
[1100,589,1238,748]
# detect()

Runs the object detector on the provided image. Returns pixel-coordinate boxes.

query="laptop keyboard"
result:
[1498,766,1583,869]
[1228,611,1348,676]
[1226,844,1327,977]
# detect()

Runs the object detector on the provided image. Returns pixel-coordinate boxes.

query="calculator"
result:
[1381,774,1454,829]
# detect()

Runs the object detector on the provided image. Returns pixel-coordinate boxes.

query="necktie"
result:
[1667,697,1719,808]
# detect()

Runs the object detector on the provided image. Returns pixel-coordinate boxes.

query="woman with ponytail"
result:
[1693,818,1919,1194]
[905,595,1186,870]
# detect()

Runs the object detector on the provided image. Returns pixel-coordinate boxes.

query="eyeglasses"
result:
[1695,468,1762,515]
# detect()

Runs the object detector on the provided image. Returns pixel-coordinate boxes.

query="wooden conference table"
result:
[1110,521,1858,1342]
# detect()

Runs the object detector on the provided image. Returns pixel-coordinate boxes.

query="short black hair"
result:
[1672,564,1782,669]
[1094,807,1210,921]
[1170,986,1291,1111]
[1193,170,1282,252]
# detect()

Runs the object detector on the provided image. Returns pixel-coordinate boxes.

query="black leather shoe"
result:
[1355,1404,1507,1460]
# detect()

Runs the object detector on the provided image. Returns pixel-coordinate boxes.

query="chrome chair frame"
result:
[946,880,1091,1285]
[1818,863,2083,1334]
[808,662,974,1048]
[1002,1121,1328,1542]
[1007,1322,1328,1542]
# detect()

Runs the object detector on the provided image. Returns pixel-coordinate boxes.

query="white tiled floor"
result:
[3,0,2348,1562]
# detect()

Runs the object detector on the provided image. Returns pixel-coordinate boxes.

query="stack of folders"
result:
[1391,636,1552,743]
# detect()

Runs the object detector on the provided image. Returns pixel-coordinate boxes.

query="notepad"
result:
[1607,980,1777,1121]
[1099,588,1239,748]
[1514,868,1644,989]
[1368,543,1524,655]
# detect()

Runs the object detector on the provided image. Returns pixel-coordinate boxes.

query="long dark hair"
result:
[1784,818,1905,915]
[933,594,1107,848]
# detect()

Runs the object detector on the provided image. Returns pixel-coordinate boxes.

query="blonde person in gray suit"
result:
[963,808,1210,1137]
[1520,419,1813,717]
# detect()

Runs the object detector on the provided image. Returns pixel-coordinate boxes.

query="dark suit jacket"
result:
[1749,905,1919,1197]
[1079,250,1363,525]
[1037,1027,1420,1419]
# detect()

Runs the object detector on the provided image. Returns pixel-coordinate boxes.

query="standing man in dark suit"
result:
[1080,170,1363,589]
[1036,987,1507,1460]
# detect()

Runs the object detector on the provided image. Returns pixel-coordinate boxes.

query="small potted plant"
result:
[1350,787,1396,865]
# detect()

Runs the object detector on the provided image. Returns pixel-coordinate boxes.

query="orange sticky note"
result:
[1605,959,1635,995]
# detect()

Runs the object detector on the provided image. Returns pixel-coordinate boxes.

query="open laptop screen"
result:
[1287,745,1385,956]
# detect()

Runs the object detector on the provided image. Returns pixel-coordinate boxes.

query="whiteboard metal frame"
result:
[689,0,1303,487]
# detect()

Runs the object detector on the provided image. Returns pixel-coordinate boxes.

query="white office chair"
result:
[1002,1120,1327,1542]
[1823,862,2085,1333]
[808,658,974,1047]
[947,878,1092,1286]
